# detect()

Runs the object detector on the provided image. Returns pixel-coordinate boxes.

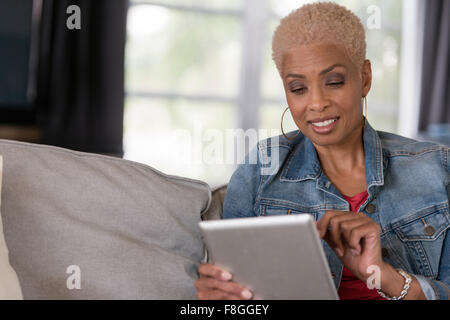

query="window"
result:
[124,0,404,187]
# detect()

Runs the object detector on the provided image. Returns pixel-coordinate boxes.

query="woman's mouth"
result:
[309,117,339,134]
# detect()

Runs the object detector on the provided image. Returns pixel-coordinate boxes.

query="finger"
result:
[348,222,381,253]
[316,211,347,238]
[195,277,253,299]
[326,214,362,256]
[197,289,244,300]
[198,263,232,281]
[340,218,371,253]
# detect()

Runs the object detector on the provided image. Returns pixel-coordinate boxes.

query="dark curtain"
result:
[418,0,450,132]
[36,0,128,156]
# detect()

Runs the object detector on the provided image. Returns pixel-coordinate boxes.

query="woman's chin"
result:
[306,130,343,147]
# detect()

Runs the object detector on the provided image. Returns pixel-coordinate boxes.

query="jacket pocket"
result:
[260,204,317,220]
[392,203,450,277]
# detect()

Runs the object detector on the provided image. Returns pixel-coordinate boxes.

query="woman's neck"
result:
[313,130,365,177]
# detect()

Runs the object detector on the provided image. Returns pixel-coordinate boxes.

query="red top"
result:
[337,190,385,300]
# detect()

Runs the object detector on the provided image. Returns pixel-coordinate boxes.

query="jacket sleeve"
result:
[413,230,450,300]
[414,147,450,300]
[222,143,261,219]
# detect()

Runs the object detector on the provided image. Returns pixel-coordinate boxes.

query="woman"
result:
[195,2,450,300]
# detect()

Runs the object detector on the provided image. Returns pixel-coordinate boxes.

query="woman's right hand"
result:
[195,263,254,300]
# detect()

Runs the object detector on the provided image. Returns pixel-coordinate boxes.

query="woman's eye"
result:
[291,87,305,94]
[327,81,344,87]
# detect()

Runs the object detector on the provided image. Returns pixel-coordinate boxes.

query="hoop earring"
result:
[362,96,367,129]
[281,107,301,141]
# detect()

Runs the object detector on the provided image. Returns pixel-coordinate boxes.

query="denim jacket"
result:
[222,121,450,300]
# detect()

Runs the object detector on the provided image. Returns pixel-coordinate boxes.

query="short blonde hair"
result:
[272,2,366,75]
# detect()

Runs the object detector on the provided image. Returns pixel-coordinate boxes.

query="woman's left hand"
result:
[316,210,384,282]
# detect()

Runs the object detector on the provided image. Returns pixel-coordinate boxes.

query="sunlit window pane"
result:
[132,0,243,10]
[259,104,299,135]
[126,5,241,97]
[261,20,286,101]
[270,0,315,17]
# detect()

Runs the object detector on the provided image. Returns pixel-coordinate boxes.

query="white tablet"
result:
[198,214,339,300]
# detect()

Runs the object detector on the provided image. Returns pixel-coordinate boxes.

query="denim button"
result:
[425,225,435,236]
[382,248,389,258]
[331,272,336,278]
[366,204,376,214]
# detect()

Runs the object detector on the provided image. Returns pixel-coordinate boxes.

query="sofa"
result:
[0,139,226,299]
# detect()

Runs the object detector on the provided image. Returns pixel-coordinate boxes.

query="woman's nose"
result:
[307,87,329,112]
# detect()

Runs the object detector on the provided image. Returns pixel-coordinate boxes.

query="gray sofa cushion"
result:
[0,139,212,299]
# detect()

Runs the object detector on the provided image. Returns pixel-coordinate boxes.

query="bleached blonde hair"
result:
[272,2,366,75]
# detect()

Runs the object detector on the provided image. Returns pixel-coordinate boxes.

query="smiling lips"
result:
[308,116,340,134]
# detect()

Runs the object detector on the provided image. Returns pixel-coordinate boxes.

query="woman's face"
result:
[281,43,371,147]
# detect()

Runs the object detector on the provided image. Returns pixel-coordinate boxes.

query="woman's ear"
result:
[361,59,372,97]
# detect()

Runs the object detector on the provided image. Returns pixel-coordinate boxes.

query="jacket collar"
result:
[280,121,385,190]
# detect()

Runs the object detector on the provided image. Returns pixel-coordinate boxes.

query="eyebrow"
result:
[284,63,346,80]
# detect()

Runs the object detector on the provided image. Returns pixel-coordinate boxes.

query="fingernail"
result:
[241,289,253,299]
[350,249,359,256]
[336,248,344,257]
[221,272,232,280]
